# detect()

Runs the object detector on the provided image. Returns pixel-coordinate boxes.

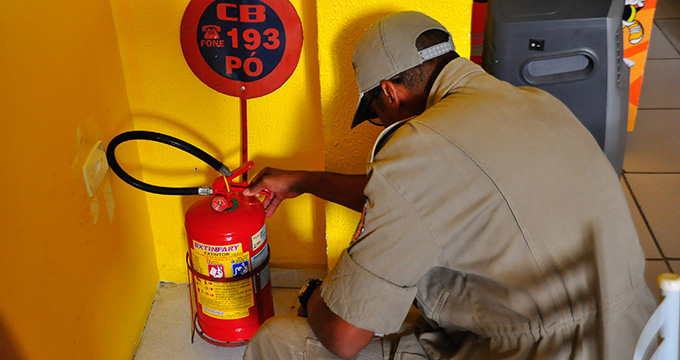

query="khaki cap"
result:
[351,11,455,128]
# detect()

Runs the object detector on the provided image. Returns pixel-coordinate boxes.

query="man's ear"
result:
[379,80,401,106]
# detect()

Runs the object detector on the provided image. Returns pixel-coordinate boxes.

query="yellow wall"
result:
[0,1,470,358]
[109,0,471,281]
[0,1,160,360]
[110,0,328,282]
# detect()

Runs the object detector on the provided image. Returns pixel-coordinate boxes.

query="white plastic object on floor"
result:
[634,273,680,360]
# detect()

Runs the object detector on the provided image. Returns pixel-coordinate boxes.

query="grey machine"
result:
[482,0,629,175]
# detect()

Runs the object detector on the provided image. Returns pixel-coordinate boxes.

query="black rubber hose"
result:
[106,131,229,195]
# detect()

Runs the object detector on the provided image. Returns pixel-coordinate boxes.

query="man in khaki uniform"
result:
[243,11,655,359]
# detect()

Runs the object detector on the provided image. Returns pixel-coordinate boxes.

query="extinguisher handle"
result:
[258,188,272,199]
[226,161,254,182]
[229,183,272,199]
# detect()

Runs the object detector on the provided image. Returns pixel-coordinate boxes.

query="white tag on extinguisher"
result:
[251,225,266,251]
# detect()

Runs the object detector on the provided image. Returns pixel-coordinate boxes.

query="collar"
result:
[425,57,486,109]
[370,117,414,161]
[369,58,485,162]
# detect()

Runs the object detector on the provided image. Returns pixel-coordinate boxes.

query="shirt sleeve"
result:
[321,123,446,334]
[320,250,417,334]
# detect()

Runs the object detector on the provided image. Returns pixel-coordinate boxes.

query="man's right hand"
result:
[244,168,368,217]
[243,167,306,218]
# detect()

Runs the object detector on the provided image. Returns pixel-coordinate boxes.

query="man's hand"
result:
[243,167,306,217]
[243,168,368,217]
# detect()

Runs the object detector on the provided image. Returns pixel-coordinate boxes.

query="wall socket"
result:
[82,141,109,197]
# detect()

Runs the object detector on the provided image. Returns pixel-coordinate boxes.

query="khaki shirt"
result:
[321,58,655,359]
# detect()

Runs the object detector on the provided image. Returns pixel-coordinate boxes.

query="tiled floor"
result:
[624,0,680,302]
[135,3,680,359]
[133,284,299,360]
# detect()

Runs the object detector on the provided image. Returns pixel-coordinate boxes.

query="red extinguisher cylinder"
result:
[185,191,274,345]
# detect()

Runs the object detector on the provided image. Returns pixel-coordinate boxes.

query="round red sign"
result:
[181,0,303,98]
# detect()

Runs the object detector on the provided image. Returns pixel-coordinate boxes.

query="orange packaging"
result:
[623,0,657,131]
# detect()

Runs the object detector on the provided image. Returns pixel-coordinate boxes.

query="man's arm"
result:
[306,287,375,359]
[243,168,367,217]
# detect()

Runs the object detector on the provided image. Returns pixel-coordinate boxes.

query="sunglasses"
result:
[364,87,384,126]
[363,76,403,127]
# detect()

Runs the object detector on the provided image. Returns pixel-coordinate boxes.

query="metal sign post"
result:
[181,0,303,180]
[179,0,303,344]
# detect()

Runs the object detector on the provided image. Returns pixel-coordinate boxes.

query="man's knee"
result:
[244,316,311,359]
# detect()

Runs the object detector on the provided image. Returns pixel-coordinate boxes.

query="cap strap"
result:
[418,41,454,61]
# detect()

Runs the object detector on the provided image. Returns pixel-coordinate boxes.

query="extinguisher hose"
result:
[106,131,231,195]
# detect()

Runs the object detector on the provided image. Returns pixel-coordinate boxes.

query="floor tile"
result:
[622,177,661,258]
[134,284,299,360]
[655,0,680,19]
[645,259,672,302]
[656,19,680,54]
[271,267,327,288]
[134,284,233,360]
[623,110,680,172]
[637,59,680,109]
[669,260,680,274]
[271,287,300,317]
[626,174,680,258]
[648,24,680,59]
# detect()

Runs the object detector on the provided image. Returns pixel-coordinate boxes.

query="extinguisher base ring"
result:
[192,313,250,347]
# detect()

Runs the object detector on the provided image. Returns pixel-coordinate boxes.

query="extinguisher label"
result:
[192,241,250,278]
[193,241,242,254]
[196,278,254,320]
[251,225,267,251]
[191,239,255,319]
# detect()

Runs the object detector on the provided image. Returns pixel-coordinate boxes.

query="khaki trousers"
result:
[243,316,429,360]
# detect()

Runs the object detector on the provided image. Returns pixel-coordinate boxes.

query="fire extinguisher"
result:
[106,130,275,346]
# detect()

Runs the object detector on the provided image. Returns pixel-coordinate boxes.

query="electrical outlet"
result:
[83,141,109,197]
